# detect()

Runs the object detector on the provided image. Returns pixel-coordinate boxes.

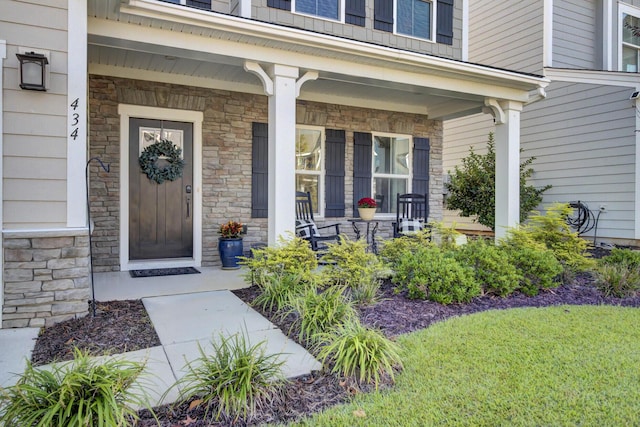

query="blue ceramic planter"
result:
[218,238,243,269]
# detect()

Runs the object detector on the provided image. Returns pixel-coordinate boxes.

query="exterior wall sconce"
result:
[16,51,48,91]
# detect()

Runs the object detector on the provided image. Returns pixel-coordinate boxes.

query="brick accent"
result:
[3,230,90,328]
[89,75,443,269]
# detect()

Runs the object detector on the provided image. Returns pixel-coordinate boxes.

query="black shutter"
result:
[325,130,346,217]
[267,0,291,10]
[374,0,393,32]
[353,132,373,212]
[436,0,454,45]
[252,123,269,218]
[412,137,430,218]
[345,0,366,26]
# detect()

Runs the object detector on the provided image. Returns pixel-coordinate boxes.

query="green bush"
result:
[317,319,402,387]
[175,331,286,422]
[593,264,640,298]
[288,285,357,344]
[0,348,148,427]
[600,248,640,269]
[241,235,318,287]
[378,230,432,267]
[252,272,309,313]
[508,203,594,277]
[454,238,520,297]
[445,132,551,230]
[501,235,563,296]
[394,246,481,304]
[430,222,464,250]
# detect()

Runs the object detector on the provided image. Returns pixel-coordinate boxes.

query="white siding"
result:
[521,81,636,240]
[442,113,495,231]
[1,0,68,228]
[468,0,544,75]
[553,0,598,69]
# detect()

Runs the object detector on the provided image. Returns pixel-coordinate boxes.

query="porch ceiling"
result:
[87,0,548,119]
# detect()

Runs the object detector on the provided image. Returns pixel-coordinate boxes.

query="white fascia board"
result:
[544,67,640,89]
[90,18,541,102]
[118,0,548,91]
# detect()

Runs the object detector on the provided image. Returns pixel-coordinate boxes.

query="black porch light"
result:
[16,51,48,91]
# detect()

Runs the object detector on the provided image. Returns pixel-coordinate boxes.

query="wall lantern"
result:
[16,51,48,91]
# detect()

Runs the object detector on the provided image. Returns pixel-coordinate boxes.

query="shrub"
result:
[252,272,309,313]
[593,264,640,298]
[0,348,148,427]
[600,248,640,269]
[430,221,464,250]
[501,235,563,296]
[454,238,520,297]
[289,285,357,344]
[445,132,551,230]
[348,277,381,306]
[241,235,318,287]
[321,237,384,305]
[508,203,594,277]
[378,230,432,267]
[175,332,286,422]
[394,246,481,304]
[317,319,402,387]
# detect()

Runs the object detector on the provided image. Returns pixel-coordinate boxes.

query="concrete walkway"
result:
[0,269,321,410]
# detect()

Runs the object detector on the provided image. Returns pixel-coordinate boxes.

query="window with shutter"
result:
[376,0,454,44]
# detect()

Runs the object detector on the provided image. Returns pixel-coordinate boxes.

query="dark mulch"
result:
[30,248,640,425]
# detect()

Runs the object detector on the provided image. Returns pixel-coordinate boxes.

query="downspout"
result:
[0,40,5,328]
[524,87,547,105]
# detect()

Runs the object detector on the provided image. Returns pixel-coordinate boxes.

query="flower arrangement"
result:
[219,221,244,239]
[357,197,378,208]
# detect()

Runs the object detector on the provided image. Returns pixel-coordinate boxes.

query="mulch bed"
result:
[29,249,640,426]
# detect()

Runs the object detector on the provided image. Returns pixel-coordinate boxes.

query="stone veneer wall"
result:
[89,75,443,271]
[3,230,90,328]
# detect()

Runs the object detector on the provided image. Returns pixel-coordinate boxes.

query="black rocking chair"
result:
[392,193,429,238]
[295,191,342,251]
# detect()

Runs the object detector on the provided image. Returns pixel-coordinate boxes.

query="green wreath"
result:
[138,139,185,184]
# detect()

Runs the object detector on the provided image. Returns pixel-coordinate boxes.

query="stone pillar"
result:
[493,100,523,240]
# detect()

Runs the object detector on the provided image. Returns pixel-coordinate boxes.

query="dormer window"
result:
[396,0,432,40]
[622,13,640,72]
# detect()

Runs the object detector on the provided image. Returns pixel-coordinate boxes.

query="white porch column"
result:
[486,99,523,240]
[267,64,299,245]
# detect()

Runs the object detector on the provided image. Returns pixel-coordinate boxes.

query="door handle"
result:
[186,196,190,218]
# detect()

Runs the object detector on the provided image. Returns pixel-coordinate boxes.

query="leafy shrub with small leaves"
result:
[321,237,385,305]
[241,235,318,287]
[430,221,464,250]
[454,238,520,297]
[379,230,432,267]
[0,348,149,427]
[500,234,563,296]
[252,272,310,313]
[288,285,357,344]
[509,203,594,277]
[393,246,481,304]
[175,331,286,423]
[317,319,402,387]
[593,264,640,298]
[600,248,640,269]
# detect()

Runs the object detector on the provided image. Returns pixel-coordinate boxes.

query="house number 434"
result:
[69,98,80,140]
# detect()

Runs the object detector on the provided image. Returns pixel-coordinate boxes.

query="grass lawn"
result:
[294,305,640,426]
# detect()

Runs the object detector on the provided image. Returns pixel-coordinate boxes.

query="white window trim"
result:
[371,132,413,218]
[393,0,436,43]
[292,0,345,23]
[618,3,640,72]
[296,125,326,217]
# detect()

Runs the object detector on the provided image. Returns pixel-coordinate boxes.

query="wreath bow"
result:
[139,139,185,184]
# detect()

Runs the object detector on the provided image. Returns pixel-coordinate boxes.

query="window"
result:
[162,0,212,9]
[296,127,325,215]
[295,0,340,20]
[622,12,640,72]
[396,0,432,40]
[372,134,411,214]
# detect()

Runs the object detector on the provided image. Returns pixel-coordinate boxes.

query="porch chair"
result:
[295,191,342,251]
[392,193,429,238]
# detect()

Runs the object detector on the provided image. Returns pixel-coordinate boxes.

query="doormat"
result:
[129,267,201,278]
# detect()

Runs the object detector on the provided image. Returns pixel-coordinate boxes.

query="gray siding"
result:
[252,0,463,59]
[468,0,544,74]
[552,0,598,69]
[521,81,636,240]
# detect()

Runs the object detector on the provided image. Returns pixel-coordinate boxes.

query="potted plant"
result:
[218,221,245,269]
[357,197,378,221]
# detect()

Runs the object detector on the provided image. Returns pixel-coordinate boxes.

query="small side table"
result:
[348,219,380,254]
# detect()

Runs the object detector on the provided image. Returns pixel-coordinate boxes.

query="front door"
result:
[129,118,193,260]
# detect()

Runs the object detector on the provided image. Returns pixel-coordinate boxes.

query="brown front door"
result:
[129,118,193,260]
